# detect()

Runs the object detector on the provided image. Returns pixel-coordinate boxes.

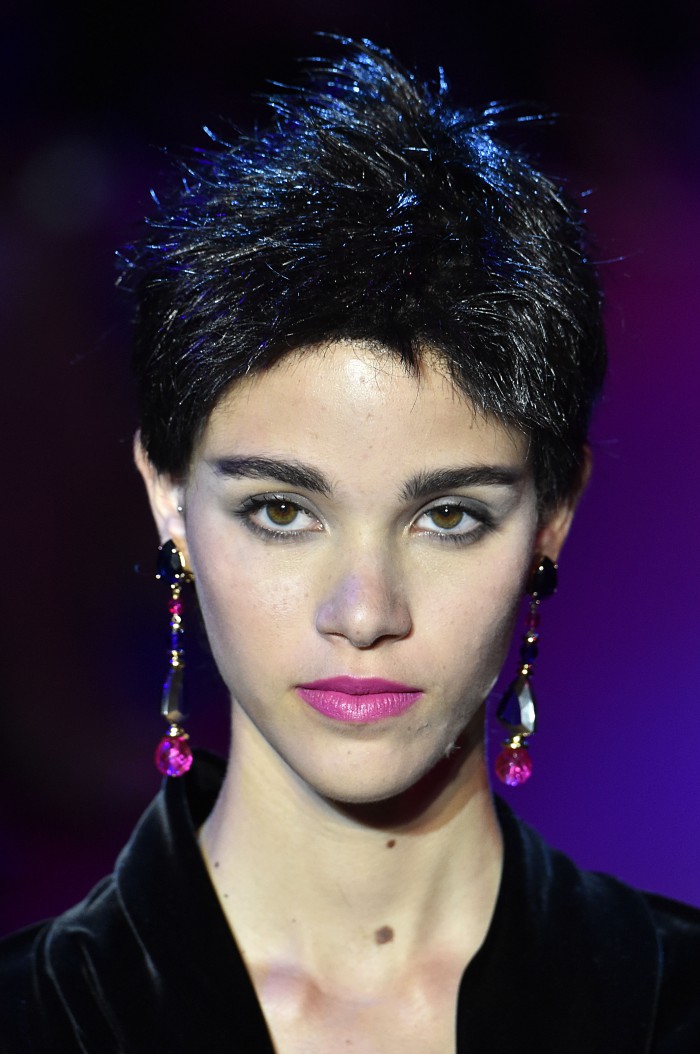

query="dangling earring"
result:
[494,555,558,787]
[154,539,195,777]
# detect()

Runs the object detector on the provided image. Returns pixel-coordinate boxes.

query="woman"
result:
[2,39,699,1052]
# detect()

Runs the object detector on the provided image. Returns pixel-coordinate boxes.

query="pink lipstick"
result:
[296,677,423,723]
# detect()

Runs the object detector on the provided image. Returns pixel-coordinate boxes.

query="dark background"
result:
[2,0,700,936]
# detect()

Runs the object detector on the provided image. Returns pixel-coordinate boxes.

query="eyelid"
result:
[238,490,320,512]
[412,495,492,521]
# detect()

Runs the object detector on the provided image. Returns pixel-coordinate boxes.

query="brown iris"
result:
[266,501,298,526]
[428,505,464,530]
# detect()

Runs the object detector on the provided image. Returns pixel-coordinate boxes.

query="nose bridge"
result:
[315,535,411,648]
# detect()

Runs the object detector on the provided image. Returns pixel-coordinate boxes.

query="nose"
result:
[315,550,412,649]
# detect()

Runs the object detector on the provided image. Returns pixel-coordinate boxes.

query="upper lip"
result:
[297,676,421,694]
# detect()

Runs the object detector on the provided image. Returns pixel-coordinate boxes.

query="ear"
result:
[134,432,188,559]
[534,447,592,564]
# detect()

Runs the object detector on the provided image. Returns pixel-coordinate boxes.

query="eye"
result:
[237,495,323,538]
[413,501,490,541]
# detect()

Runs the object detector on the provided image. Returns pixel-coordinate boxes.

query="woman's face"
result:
[143,342,572,804]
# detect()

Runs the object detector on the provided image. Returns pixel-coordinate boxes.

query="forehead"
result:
[197,342,529,472]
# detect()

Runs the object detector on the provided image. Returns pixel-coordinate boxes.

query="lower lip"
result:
[296,687,423,723]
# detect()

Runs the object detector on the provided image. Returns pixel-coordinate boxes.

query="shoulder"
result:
[0,755,254,1053]
[0,873,137,1052]
[493,798,700,1051]
[0,920,52,1045]
[642,890,700,1051]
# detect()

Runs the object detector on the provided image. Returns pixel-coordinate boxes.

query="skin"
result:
[137,341,577,1053]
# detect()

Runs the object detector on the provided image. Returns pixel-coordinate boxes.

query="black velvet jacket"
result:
[1,752,699,1052]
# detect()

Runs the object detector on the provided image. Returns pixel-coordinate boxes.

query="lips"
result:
[296,676,423,723]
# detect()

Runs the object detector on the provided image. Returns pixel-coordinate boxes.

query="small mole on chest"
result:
[386,839,396,848]
[374,925,394,944]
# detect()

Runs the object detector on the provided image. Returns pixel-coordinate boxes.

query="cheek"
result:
[444,591,520,669]
[190,538,312,665]
[422,554,529,684]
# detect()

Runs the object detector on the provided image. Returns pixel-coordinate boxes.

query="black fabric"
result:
[1,751,699,1052]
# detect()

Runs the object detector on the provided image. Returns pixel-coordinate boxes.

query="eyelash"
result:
[235,494,495,545]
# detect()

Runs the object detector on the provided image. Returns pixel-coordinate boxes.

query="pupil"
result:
[267,501,297,526]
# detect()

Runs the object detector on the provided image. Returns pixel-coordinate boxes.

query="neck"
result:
[199,708,502,990]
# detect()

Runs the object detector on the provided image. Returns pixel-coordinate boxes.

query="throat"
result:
[199,760,502,993]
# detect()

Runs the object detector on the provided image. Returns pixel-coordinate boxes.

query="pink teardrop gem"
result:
[155,732,193,777]
[495,745,532,787]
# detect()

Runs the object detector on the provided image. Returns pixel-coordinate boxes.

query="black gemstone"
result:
[529,556,558,599]
[157,540,186,584]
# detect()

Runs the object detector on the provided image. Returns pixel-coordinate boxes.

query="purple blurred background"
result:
[2,1,700,937]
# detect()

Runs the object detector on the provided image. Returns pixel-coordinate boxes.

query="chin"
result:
[300,763,421,806]
[300,731,479,815]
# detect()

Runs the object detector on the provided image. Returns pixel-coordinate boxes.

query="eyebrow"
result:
[210,455,522,503]
[209,456,333,495]
[400,466,523,502]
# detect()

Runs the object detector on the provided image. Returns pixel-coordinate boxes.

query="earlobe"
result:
[535,446,592,563]
[134,432,188,555]
[535,499,576,564]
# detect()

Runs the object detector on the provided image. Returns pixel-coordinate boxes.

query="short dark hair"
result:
[123,38,606,511]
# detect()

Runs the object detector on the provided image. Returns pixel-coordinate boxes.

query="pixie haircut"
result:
[123,38,606,512]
